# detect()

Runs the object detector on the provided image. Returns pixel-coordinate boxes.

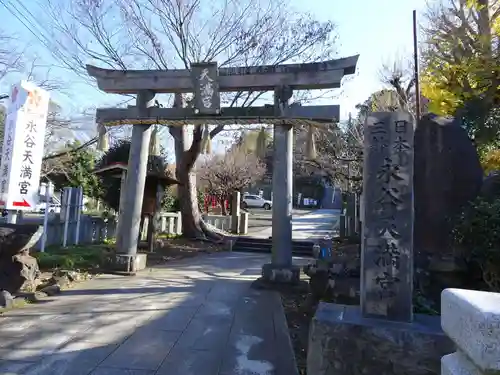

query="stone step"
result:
[232,237,314,256]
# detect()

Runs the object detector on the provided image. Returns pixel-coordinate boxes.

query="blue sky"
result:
[0,0,428,153]
[293,0,427,119]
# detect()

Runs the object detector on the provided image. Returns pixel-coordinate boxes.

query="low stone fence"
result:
[0,215,117,250]
[441,288,500,375]
[2,211,239,250]
[159,212,236,234]
[38,216,116,248]
[202,214,232,231]
[158,212,182,235]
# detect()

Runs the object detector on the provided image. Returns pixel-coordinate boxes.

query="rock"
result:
[0,224,43,294]
[53,275,71,289]
[303,245,360,306]
[0,290,13,308]
[52,270,74,287]
[15,291,47,303]
[39,284,61,296]
[414,114,483,263]
[16,254,41,292]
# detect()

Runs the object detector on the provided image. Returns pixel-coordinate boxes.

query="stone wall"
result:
[308,303,454,375]
[441,288,500,375]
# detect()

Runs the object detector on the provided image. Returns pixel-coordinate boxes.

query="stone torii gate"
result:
[87,56,358,278]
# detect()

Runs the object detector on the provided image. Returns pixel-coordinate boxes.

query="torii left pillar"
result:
[112,90,154,274]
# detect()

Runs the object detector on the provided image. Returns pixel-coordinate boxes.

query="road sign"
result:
[0,81,50,211]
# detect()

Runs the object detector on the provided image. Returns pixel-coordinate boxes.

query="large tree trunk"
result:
[172,124,223,241]
[171,94,224,241]
[177,167,205,238]
[176,167,224,241]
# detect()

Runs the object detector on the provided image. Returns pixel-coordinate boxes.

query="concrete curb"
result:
[272,291,300,375]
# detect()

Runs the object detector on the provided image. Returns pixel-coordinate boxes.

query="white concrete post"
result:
[176,211,182,235]
[168,216,174,234]
[239,212,249,234]
[231,191,241,234]
[441,288,500,375]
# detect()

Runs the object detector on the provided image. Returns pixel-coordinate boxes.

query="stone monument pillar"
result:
[361,111,414,322]
[308,112,454,375]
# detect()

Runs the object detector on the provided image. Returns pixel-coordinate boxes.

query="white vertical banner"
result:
[0,81,50,211]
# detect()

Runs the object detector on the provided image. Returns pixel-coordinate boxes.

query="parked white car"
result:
[242,194,272,210]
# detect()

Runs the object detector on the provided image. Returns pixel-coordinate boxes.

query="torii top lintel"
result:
[86,55,359,94]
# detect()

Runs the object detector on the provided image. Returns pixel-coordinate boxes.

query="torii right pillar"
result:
[261,86,300,284]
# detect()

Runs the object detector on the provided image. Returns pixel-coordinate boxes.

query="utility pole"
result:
[413,10,421,123]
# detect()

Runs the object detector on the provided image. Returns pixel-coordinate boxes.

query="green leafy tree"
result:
[452,197,500,292]
[96,140,169,211]
[43,141,102,198]
[68,143,102,198]
[421,0,500,144]
[480,142,500,175]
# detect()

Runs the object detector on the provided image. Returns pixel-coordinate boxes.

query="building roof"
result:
[93,162,181,185]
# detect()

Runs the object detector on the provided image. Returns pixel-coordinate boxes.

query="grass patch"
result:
[0,298,30,314]
[156,233,181,239]
[103,238,116,246]
[33,244,111,271]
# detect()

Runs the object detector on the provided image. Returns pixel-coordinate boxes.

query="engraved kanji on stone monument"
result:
[361,112,414,322]
[191,62,220,115]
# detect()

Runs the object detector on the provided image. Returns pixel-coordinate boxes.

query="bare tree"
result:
[378,60,416,117]
[294,59,415,193]
[42,0,337,239]
[197,147,266,215]
[0,30,28,148]
[0,30,25,82]
[294,115,363,192]
[0,29,76,162]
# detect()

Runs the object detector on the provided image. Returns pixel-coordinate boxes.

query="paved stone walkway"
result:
[254,209,341,239]
[0,253,303,375]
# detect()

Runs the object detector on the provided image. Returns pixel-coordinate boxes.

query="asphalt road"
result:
[244,207,314,233]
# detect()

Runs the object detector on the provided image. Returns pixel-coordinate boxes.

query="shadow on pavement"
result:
[0,253,301,375]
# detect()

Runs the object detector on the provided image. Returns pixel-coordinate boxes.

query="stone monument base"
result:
[308,303,455,375]
[106,253,148,275]
[261,263,300,284]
